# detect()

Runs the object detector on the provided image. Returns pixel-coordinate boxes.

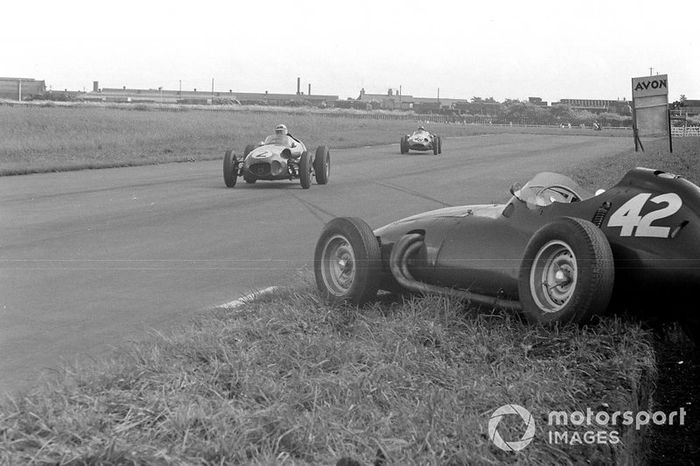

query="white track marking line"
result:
[217,286,278,309]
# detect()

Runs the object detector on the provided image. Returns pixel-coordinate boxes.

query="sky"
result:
[2,0,698,102]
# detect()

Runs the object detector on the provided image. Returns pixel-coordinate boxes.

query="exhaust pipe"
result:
[389,233,522,311]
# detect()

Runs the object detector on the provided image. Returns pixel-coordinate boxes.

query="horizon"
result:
[2,0,698,103]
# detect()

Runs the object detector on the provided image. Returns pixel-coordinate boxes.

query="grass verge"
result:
[0,283,654,465]
[0,102,625,176]
[563,136,700,190]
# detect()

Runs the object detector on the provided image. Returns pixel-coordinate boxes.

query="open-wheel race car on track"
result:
[400,127,442,155]
[223,127,330,189]
[314,167,700,340]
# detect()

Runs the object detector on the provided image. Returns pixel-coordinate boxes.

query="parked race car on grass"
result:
[400,127,442,155]
[314,167,700,339]
[223,125,330,189]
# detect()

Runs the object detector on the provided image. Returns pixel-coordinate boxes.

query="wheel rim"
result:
[529,240,577,313]
[320,234,356,296]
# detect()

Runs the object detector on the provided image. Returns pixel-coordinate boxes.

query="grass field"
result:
[1,105,697,464]
[564,136,700,191]
[0,102,626,176]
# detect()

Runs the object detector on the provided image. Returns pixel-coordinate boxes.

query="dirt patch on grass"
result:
[647,329,700,463]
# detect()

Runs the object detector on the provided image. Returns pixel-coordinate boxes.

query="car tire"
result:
[314,146,330,185]
[243,144,255,158]
[438,136,442,154]
[223,149,238,188]
[299,151,311,189]
[518,217,614,324]
[432,138,439,155]
[400,136,408,154]
[314,217,382,305]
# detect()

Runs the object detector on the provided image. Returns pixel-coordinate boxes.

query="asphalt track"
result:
[0,133,630,395]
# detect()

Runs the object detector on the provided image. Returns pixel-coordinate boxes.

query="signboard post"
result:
[631,74,670,152]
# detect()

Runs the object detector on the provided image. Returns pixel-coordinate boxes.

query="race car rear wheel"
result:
[400,136,408,154]
[437,136,442,154]
[518,217,614,324]
[299,151,311,189]
[223,149,238,188]
[314,146,330,185]
[432,138,439,155]
[314,217,382,305]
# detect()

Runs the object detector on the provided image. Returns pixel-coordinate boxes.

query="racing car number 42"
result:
[607,192,682,238]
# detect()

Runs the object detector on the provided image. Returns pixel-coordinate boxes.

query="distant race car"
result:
[400,128,442,155]
[314,168,700,340]
[223,134,330,189]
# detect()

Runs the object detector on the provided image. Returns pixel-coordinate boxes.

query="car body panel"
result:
[241,137,310,181]
[405,130,437,151]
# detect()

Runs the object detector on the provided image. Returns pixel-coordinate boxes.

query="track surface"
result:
[0,134,629,395]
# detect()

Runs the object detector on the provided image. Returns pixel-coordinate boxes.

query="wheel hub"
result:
[530,240,578,313]
[320,235,357,296]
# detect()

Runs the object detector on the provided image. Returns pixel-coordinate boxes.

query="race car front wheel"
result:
[314,146,330,185]
[299,151,311,189]
[518,217,614,324]
[400,136,408,154]
[314,217,382,305]
[223,149,238,188]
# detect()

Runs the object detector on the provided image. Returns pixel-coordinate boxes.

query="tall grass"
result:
[564,137,700,189]
[0,284,654,465]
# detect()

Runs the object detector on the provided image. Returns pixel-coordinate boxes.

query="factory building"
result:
[0,77,46,100]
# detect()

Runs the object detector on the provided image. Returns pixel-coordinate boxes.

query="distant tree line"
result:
[447,97,632,127]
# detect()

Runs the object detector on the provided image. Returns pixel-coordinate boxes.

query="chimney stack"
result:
[93,81,99,92]
[308,83,311,95]
[297,77,301,95]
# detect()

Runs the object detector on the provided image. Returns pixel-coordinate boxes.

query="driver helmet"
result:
[418,126,425,131]
[275,124,288,135]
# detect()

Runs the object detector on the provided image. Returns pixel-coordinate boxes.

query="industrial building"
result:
[80,80,338,107]
[552,98,632,115]
[356,88,469,112]
[0,77,46,100]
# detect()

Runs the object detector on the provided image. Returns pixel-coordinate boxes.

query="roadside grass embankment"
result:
[564,136,700,191]
[0,283,654,465]
[0,102,626,176]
